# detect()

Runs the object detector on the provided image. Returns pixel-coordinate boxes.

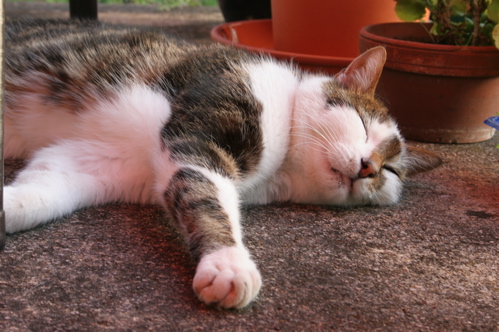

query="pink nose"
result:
[359,159,377,178]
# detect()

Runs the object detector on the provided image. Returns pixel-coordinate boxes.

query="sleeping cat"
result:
[3,19,441,309]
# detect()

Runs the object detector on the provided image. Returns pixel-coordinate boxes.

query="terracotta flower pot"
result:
[359,23,498,143]
[271,0,400,58]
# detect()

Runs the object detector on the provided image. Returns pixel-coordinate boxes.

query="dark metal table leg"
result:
[70,0,98,20]
[0,0,6,250]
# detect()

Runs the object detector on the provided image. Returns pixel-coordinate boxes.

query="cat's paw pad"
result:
[193,247,261,309]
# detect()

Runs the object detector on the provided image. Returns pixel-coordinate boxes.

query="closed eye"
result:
[359,116,368,142]
[382,165,400,178]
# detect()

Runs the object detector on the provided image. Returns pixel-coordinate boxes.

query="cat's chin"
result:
[331,170,357,200]
[350,180,402,207]
[322,174,401,207]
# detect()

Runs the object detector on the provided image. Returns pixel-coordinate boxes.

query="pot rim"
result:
[210,20,353,68]
[360,22,498,53]
[359,22,499,77]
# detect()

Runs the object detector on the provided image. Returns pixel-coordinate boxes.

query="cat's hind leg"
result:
[5,139,154,234]
[4,172,102,233]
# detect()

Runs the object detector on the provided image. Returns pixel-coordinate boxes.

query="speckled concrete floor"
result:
[1,3,498,331]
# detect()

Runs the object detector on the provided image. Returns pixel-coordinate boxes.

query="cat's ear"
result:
[335,46,386,96]
[404,146,443,176]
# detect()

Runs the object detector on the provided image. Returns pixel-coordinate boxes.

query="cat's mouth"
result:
[331,168,354,190]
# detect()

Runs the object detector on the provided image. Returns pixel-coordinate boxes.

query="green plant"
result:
[7,0,218,6]
[394,0,499,48]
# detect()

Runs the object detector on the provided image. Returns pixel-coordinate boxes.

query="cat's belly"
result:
[4,104,81,159]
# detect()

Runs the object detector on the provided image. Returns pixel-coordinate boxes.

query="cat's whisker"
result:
[290,129,329,145]
[291,117,347,163]
[302,125,333,149]
[290,130,331,149]
[290,143,327,155]
[291,136,331,153]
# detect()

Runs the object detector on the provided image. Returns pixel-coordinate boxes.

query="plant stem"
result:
[434,0,452,44]
[471,0,481,46]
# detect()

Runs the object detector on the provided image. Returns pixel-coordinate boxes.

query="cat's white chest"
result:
[238,61,299,202]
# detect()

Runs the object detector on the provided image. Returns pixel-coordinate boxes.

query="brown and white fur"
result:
[3,19,441,309]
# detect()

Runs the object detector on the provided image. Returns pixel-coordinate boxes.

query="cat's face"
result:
[287,47,441,206]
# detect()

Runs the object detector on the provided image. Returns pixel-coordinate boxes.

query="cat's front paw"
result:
[193,246,262,309]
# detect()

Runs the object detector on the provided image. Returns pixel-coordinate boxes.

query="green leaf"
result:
[449,0,467,16]
[395,0,427,21]
[482,21,495,38]
[464,16,475,30]
[430,22,442,35]
[488,0,499,23]
[450,14,466,24]
[493,23,499,48]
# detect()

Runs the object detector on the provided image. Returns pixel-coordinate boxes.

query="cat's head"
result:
[288,47,442,206]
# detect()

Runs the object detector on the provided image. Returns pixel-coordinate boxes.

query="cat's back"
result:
[5,18,192,67]
[5,19,195,105]
[4,19,259,108]
[3,19,288,162]
[4,19,197,158]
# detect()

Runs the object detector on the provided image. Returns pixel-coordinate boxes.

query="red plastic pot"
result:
[271,0,400,58]
[210,19,352,75]
[360,23,498,143]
